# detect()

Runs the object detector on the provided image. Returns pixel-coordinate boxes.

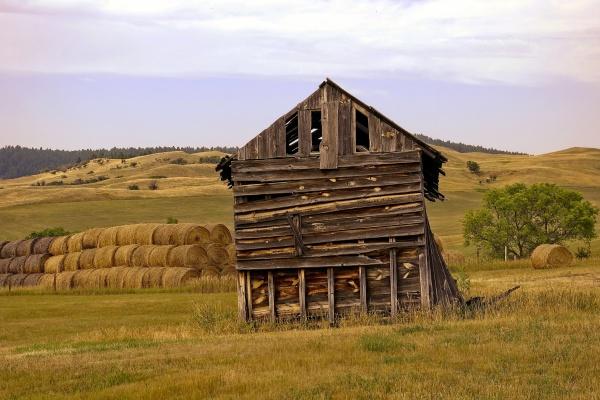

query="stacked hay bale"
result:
[0,223,235,290]
[531,244,573,269]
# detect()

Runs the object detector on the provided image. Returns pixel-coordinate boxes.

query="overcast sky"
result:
[1,0,599,154]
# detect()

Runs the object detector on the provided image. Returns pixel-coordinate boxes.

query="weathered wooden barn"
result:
[218,79,461,322]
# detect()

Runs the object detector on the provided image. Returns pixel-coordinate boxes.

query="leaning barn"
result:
[218,79,461,322]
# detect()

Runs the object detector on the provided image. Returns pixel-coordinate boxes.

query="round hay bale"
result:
[167,245,208,269]
[72,269,92,288]
[162,267,201,288]
[0,273,11,287]
[16,239,38,257]
[124,267,149,289]
[114,245,139,266]
[7,273,27,287]
[8,256,26,274]
[1,240,20,258]
[0,241,7,257]
[134,224,160,245]
[0,258,11,273]
[38,274,56,290]
[79,249,97,269]
[97,227,119,248]
[44,255,65,273]
[82,228,105,249]
[531,244,573,269]
[86,269,106,289]
[148,246,174,267]
[152,225,177,245]
[106,266,130,289]
[63,252,82,271]
[22,273,44,287]
[93,246,118,268]
[174,224,210,245]
[144,267,166,288]
[33,237,54,255]
[96,268,112,288]
[23,254,50,274]
[48,235,70,256]
[116,224,139,246]
[205,223,233,245]
[225,244,236,264]
[220,264,236,276]
[204,244,229,266]
[131,245,155,267]
[66,232,85,253]
[201,265,221,278]
[55,271,77,290]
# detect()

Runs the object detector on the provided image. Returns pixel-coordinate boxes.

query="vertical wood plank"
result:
[418,253,431,310]
[320,101,339,169]
[389,237,398,317]
[245,271,253,318]
[327,267,335,323]
[237,271,248,321]
[369,115,382,152]
[398,132,406,152]
[265,126,275,158]
[258,130,269,159]
[298,109,312,156]
[268,271,276,321]
[245,137,258,160]
[298,269,306,320]
[273,117,286,157]
[359,266,367,313]
[381,122,398,152]
[338,99,352,155]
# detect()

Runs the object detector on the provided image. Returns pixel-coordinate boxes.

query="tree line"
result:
[415,134,526,155]
[0,146,238,179]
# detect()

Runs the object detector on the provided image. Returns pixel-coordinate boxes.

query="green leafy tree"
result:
[464,183,598,258]
[466,160,480,174]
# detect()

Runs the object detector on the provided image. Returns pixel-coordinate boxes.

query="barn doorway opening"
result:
[311,111,322,153]
[285,112,299,155]
[355,109,370,152]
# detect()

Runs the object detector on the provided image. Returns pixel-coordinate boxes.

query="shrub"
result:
[27,227,70,239]
[149,175,167,179]
[170,158,188,165]
[166,216,178,224]
[576,246,591,259]
[148,181,159,190]
[130,162,138,168]
[47,180,64,186]
[198,156,222,164]
[128,184,139,190]
[466,161,480,174]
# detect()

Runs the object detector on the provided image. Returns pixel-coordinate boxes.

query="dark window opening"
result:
[285,112,299,155]
[355,109,370,152]
[311,111,322,153]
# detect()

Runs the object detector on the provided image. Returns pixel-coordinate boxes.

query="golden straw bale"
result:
[0,273,12,287]
[124,267,149,289]
[66,233,85,253]
[220,264,236,276]
[131,245,155,267]
[82,228,105,249]
[72,270,92,289]
[49,235,70,256]
[201,265,221,278]
[7,273,27,287]
[167,245,208,269]
[16,239,38,257]
[55,271,77,290]
[152,225,177,245]
[23,254,50,274]
[148,246,174,267]
[44,255,65,273]
[93,246,118,268]
[162,267,201,288]
[134,224,160,245]
[531,244,573,269]
[204,244,229,266]
[144,267,166,288]
[116,225,139,246]
[97,268,112,288]
[38,274,56,290]
[0,241,7,257]
[97,227,119,248]
[225,244,236,264]
[0,258,11,273]
[63,252,82,271]
[8,256,26,274]
[79,249,97,269]
[114,245,139,267]
[1,240,19,258]
[174,224,210,245]
[106,266,130,289]
[22,273,44,287]
[33,237,54,255]
[205,223,233,245]
[87,269,106,289]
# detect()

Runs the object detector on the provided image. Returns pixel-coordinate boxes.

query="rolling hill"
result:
[1,146,599,257]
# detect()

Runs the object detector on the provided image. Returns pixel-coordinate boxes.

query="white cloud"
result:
[0,0,599,84]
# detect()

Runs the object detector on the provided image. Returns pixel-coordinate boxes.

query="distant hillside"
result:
[0,146,238,179]
[415,134,526,155]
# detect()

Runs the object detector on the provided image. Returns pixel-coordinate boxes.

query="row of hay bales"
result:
[0,267,200,290]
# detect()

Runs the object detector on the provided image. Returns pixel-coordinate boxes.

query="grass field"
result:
[2,260,600,399]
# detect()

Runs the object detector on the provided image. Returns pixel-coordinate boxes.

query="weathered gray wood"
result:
[233,173,421,197]
[245,137,258,160]
[303,87,322,110]
[257,130,269,159]
[381,122,397,152]
[359,266,367,312]
[418,253,431,310]
[338,99,352,155]
[299,269,307,319]
[237,255,384,270]
[268,271,276,321]
[298,109,312,157]
[320,101,339,169]
[245,271,253,316]
[390,237,398,317]
[274,117,286,157]
[327,267,335,323]
[369,114,382,152]
[237,271,248,321]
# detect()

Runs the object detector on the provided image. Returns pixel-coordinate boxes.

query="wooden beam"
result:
[245,271,253,318]
[418,253,431,310]
[338,99,352,155]
[320,101,339,170]
[237,255,385,271]
[359,266,367,313]
[327,267,335,324]
[299,269,307,320]
[237,271,248,322]
[390,237,398,317]
[268,271,276,321]
[368,114,382,152]
[298,109,312,157]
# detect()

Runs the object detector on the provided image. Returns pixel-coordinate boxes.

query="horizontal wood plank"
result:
[237,255,385,270]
